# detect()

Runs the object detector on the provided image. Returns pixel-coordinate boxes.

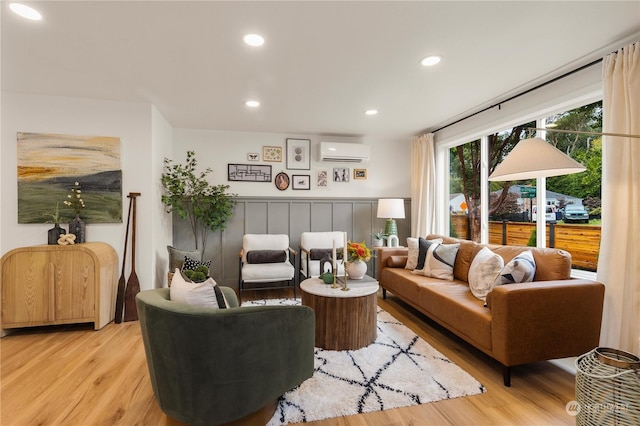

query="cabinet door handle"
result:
[48,263,55,322]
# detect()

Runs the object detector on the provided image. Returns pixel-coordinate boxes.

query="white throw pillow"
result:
[170,268,221,309]
[494,250,536,286]
[423,243,459,280]
[468,247,504,302]
[405,237,420,270]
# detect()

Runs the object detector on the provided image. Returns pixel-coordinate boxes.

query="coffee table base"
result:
[302,290,377,350]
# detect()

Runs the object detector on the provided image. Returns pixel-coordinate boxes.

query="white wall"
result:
[172,128,411,198]
[151,106,173,288]
[1,92,170,291]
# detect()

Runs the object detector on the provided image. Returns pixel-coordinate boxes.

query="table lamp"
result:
[377,198,405,236]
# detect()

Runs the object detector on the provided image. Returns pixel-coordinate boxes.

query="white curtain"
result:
[410,133,436,237]
[598,41,640,355]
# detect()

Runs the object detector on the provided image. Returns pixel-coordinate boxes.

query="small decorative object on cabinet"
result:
[47,224,66,245]
[0,242,118,335]
[68,214,86,243]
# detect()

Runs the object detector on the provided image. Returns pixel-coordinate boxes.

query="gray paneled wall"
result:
[171,197,411,291]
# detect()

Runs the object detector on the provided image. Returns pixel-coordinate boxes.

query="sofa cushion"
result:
[380,267,423,303]
[468,247,504,302]
[170,269,226,309]
[494,250,536,286]
[423,243,460,280]
[417,280,493,353]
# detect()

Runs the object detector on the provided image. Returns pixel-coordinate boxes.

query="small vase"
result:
[68,214,86,243]
[47,224,66,245]
[345,259,367,280]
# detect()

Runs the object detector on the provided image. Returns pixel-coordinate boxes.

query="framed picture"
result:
[286,138,311,170]
[247,152,260,162]
[354,169,367,180]
[262,146,282,162]
[228,164,272,182]
[315,169,329,189]
[292,175,310,190]
[17,132,122,224]
[333,167,350,182]
[275,172,290,190]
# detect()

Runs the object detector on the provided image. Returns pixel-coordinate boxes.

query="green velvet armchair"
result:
[136,288,315,426]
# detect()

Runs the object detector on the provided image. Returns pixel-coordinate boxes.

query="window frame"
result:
[435,91,602,278]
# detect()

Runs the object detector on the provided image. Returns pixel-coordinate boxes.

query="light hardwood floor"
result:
[1,288,577,425]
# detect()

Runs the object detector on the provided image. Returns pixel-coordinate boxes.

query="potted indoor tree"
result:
[161,151,237,260]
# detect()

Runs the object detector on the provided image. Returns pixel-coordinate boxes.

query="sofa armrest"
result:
[490,279,605,367]
[377,247,409,278]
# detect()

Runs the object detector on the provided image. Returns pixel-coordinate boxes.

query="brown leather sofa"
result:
[377,234,605,386]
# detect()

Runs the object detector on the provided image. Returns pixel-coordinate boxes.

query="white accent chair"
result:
[299,231,347,281]
[239,234,297,304]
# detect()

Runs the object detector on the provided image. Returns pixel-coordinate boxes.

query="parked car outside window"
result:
[564,205,589,224]
[532,206,557,223]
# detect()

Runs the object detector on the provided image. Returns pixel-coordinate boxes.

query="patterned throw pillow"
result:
[468,247,504,302]
[423,243,460,280]
[411,237,437,274]
[409,237,444,273]
[494,250,536,286]
[170,269,226,309]
[182,256,212,271]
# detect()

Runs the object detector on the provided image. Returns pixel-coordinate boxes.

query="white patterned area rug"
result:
[243,298,486,425]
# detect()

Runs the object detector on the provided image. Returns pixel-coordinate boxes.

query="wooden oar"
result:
[124,192,141,322]
[114,194,134,324]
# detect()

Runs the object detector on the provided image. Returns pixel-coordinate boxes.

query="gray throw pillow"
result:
[167,245,201,270]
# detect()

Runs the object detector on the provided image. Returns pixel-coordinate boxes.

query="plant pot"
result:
[372,238,384,247]
[345,259,367,280]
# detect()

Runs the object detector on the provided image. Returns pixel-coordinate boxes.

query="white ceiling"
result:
[3,1,640,140]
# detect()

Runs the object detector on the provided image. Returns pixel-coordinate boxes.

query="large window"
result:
[445,101,602,272]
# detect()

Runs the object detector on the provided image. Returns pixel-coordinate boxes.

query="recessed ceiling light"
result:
[245,100,260,108]
[9,3,42,20]
[420,55,441,67]
[364,109,378,116]
[244,34,265,47]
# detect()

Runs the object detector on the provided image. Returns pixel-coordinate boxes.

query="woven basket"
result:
[575,347,640,425]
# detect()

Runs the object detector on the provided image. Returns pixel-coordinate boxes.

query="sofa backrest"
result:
[426,234,572,282]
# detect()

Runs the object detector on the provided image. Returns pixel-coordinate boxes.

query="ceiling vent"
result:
[319,142,370,163]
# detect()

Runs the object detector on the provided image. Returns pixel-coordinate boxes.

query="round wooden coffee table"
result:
[300,276,379,350]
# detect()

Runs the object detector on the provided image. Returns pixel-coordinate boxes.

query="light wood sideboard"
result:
[1,242,118,334]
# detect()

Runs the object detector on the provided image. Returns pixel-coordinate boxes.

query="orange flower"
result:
[346,240,371,262]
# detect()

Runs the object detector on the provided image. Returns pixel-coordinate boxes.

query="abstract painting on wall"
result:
[17,132,122,224]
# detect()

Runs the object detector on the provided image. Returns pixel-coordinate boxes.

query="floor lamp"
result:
[489,129,640,181]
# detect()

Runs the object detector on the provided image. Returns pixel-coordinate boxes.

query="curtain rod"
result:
[528,127,640,139]
[432,57,603,134]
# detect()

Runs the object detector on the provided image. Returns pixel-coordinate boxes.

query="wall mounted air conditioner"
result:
[319,142,370,163]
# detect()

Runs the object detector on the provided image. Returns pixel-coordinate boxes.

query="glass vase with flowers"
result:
[64,182,86,243]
